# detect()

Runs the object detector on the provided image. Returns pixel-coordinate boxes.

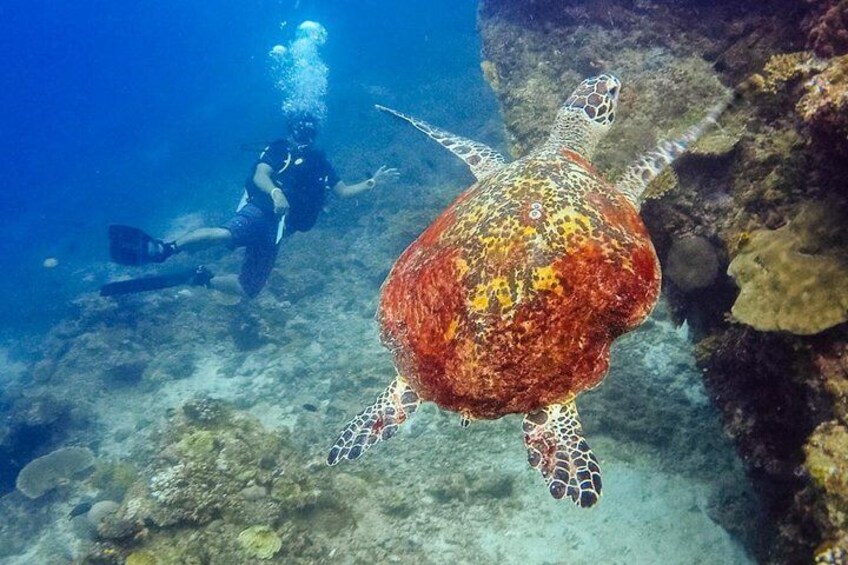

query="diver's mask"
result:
[290,116,318,146]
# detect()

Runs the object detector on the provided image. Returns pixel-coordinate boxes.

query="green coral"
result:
[90,460,138,500]
[806,422,848,499]
[642,167,679,201]
[757,51,816,94]
[174,430,217,460]
[237,525,282,560]
[797,54,848,136]
[806,421,848,544]
[727,203,848,335]
[125,551,158,565]
[816,534,848,565]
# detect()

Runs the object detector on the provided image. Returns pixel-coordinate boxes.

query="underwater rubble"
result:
[478,0,848,561]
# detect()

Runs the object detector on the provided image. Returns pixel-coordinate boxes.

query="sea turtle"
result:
[327,75,728,506]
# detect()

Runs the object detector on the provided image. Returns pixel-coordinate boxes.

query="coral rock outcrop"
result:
[727,202,848,335]
[478,0,848,561]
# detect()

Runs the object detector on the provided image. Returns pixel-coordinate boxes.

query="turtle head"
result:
[545,74,620,159]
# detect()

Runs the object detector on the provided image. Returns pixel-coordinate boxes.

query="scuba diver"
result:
[102,111,399,298]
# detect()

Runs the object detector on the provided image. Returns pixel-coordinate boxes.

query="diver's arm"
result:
[333,165,400,198]
[253,163,289,215]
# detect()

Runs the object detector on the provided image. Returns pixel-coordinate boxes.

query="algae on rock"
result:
[728,202,848,335]
[805,421,848,540]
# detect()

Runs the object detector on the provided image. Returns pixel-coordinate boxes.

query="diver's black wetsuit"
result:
[222,139,339,297]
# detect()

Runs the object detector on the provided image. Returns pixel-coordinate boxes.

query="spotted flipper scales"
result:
[523,400,602,507]
[327,376,420,465]
[615,94,733,209]
[376,104,506,181]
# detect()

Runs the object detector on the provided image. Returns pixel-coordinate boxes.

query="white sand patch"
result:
[476,457,749,564]
[331,423,752,564]
[92,351,252,457]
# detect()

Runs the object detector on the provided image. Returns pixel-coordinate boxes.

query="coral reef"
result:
[804,0,848,58]
[798,54,848,145]
[816,342,848,425]
[806,421,848,538]
[665,235,720,292]
[15,446,95,499]
[756,51,817,95]
[81,399,346,563]
[238,525,283,560]
[0,394,72,494]
[800,341,848,564]
[478,0,848,561]
[728,202,848,335]
[125,551,157,565]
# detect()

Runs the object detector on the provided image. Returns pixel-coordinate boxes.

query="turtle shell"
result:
[378,151,660,420]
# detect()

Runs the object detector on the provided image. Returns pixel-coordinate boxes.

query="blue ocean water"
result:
[0,0,493,337]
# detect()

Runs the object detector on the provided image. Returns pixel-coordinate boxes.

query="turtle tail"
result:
[615,92,735,209]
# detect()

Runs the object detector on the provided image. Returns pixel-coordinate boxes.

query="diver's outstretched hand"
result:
[373,165,400,186]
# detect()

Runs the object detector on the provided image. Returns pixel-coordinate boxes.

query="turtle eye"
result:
[608,86,619,97]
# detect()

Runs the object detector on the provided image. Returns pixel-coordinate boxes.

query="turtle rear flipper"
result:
[523,400,602,507]
[327,376,420,465]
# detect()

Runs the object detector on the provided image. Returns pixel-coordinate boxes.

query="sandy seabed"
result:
[2,199,755,564]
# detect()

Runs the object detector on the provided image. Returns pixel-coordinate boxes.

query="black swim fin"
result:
[100,266,214,297]
[108,225,175,266]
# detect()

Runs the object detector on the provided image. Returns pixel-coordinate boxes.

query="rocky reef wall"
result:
[478,0,848,562]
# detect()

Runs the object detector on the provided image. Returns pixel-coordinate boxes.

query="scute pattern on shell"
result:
[378,149,660,420]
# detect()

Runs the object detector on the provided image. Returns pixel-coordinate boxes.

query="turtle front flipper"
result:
[375,104,507,181]
[327,376,420,466]
[523,400,602,507]
[615,94,734,209]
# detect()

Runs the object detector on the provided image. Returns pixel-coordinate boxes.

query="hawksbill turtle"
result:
[327,74,728,507]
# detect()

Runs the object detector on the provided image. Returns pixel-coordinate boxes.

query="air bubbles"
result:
[296,21,328,46]
[269,20,329,121]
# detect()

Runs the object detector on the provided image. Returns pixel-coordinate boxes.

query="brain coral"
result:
[15,446,95,499]
[237,525,282,560]
[727,203,848,335]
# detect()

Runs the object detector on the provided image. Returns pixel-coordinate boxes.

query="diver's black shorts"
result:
[221,202,280,298]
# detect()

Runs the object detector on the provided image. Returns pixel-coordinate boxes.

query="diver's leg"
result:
[237,239,280,298]
[174,227,233,254]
